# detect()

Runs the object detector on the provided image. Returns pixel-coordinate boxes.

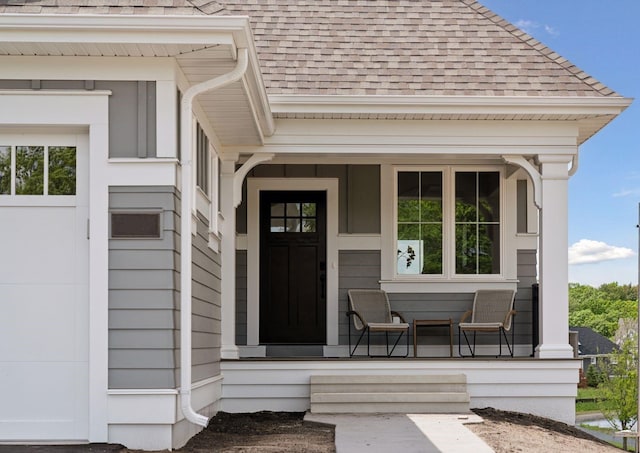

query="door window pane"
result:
[286,218,300,233]
[15,146,44,195]
[0,146,10,195]
[302,219,316,232]
[286,203,301,217]
[48,147,76,195]
[270,201,317,234]
[270,219,285,233]
[270,203,285,217]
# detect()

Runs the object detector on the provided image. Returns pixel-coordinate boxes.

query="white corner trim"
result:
[246,178,340,347]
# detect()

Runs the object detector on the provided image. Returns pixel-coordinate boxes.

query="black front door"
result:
[259,191,327,344]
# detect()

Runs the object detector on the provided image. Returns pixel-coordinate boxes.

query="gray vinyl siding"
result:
[0,79,157,158]
[236,164,380,235]
[338,250,537,350]
[190,211,222,382]
[109,186,222,389]
[108,186,180,389]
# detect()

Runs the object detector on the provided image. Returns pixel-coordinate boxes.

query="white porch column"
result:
[536,155,575,359]
[220,157,239,359]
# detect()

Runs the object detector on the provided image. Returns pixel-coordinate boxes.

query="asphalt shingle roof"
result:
[571,326,618,356]
[0,0,622,98]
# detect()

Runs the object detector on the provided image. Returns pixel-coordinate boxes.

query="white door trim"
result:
[0,91,111,442]
[246,178,340,349]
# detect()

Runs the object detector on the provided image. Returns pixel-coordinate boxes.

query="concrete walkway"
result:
[305,413,495,453]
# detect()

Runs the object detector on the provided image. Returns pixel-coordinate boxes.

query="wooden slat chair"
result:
[346,289,409,357]
[458,289,517,357]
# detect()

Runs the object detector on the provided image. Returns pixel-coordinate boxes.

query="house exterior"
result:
[571,326,618,372]
[0,0,631,450]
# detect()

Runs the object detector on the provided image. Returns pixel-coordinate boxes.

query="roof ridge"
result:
[462,0,619,97]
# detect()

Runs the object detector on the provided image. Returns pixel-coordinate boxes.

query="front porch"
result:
[220,357,581,424]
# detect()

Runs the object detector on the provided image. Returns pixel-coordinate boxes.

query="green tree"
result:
[569,283,638,339]
[597,336,638,451]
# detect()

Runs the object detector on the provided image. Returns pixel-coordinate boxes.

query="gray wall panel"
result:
[95,81,157,158]
[0,80,158,158]
[109,186,223,389]
[347,165,381,233]
[236,164,379,235]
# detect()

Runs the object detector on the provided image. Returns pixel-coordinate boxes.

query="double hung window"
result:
[395,167,501,279]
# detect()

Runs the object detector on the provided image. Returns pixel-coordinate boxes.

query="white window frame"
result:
[193,117,221,251]
[381,164,516,293]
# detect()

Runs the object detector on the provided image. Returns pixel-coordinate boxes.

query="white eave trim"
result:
[270,94,632,117]
[0,14,256,48]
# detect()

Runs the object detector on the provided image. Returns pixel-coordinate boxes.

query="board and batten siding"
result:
[0,80,157,158]
[236,164,380,235]
[109,186,221,389]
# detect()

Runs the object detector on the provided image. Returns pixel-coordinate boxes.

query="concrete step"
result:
[310,401,471,414]
[309,374,470,414]
[310,374,467,385]
[311,392,470,404]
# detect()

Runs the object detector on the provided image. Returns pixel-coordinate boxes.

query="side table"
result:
[413,318,454,358]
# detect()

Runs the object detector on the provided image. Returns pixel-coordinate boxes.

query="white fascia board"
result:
[269,94,632,117]
[0,14,254,47]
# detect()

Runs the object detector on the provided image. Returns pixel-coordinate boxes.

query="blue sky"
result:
[479,0,640,286]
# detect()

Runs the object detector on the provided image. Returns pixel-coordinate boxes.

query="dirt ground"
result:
[121,408,627,453]
[468,408,624,453]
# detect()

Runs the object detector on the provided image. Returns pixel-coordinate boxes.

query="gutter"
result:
[179,47,249,427]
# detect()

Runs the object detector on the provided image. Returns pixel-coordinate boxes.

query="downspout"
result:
[179,48,249,427]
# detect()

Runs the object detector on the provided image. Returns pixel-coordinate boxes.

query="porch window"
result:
[454,171,500,275]
[395,167,501,279]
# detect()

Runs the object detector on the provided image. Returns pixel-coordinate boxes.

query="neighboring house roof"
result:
[571,326,618,356]
[0,0,622,98]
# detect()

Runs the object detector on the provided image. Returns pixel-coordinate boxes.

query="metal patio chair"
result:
[346,289,409,357]
[458,289,517,357]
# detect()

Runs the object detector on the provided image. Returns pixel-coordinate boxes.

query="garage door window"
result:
[0,145,76,196]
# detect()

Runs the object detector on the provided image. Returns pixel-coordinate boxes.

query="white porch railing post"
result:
[220,157,240,360]
[536,155,575,359]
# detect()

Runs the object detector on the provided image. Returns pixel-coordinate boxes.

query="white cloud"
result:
[514,19,559,37]
[515,19,538,35]
[544,25,560,36]
[568,239,635,265]
[613,188,640,198]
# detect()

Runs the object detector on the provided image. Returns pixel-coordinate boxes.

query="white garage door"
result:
[0,137,89,441]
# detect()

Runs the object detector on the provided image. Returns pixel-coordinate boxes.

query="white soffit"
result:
[0,14,269,145]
